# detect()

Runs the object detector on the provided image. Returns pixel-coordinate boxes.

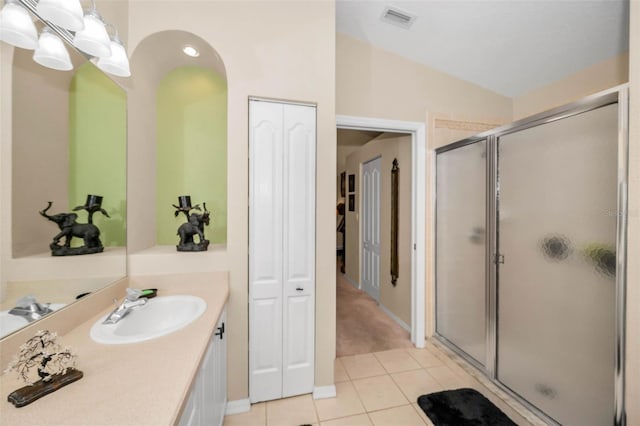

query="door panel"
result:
[497,104,618,425]
[249,101,284,402]
[435,140,487,365]
[362,157,381,301]
[282,104,315,398]
[250,100,315,402]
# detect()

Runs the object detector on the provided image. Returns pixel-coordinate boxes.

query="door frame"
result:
[336,115,426,348]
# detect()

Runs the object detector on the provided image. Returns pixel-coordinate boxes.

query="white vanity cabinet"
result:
[179,307,227,426]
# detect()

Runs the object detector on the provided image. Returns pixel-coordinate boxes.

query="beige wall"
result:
[336,32,512,337]
[625,1,639,423]
[125,0,335,401]
[344,134,413,326]
[10,49,71,258]
[0,43,12,300]
[513,52,629,120]
[336,33,513,124]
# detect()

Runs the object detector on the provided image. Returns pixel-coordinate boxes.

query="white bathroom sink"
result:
[0,312,29,337]
[0,303,67,338]
[90,295,207,344]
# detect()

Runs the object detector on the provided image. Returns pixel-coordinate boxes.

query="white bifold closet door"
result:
[249,99,316,403]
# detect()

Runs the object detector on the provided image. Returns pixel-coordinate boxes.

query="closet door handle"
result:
[296,287,304,292]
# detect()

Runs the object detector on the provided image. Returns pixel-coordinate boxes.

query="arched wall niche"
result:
[126,30,227,252]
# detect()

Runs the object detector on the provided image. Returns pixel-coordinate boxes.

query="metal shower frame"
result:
[433,85,629,426]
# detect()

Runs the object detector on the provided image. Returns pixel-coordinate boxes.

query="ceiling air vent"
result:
[381,6,416,29]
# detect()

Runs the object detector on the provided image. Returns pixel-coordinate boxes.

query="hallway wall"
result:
[344,134,412,326]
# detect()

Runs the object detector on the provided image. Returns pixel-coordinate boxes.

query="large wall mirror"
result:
[1,20,127,338]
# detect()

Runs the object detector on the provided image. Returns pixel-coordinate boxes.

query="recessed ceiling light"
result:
[182,45,199,57]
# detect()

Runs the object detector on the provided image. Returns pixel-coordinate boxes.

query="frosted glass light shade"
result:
[0,0,38,50]
[72,12,111,58]
[36,0,84,31]
[33,29,72,71]
[97,39,130,77]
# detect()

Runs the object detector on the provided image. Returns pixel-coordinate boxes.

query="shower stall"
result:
[434,86,628,425]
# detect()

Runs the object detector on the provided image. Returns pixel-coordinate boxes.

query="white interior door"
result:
[361,157,381,301]
[249,99,316,403]
[249,100,284,403]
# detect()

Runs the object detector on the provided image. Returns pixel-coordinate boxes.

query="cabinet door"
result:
[200,338,216,426]
[178,390,198,426]
[213,309,227,426]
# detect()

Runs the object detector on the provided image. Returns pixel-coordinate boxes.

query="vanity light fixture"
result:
[33,26,72,70]
[0,0,130,76]
[95,24,130,77]
[72,2,111,58]
[36,0,84,32]
[0,0,38,49]
[182,45,199,57]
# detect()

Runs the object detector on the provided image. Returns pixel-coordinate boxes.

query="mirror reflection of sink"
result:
[0,303,67,337]
[90,295,207,344]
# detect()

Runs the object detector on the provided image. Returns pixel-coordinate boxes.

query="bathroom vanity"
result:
[0,272,229,425]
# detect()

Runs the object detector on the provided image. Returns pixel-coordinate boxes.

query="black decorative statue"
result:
[172,196,210,252]
[40,200,104,256]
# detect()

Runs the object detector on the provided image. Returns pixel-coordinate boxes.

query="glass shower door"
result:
[436,140,487,366]
[497,104,618,425]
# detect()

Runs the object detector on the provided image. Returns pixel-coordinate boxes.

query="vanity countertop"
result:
[0,272,229,426]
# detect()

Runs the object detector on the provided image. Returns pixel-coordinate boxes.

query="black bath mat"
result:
[417,388,517,426]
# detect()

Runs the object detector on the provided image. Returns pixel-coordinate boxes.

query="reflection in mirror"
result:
[1,32,127,339]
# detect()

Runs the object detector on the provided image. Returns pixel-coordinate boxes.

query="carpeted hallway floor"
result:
[336,269,413,357]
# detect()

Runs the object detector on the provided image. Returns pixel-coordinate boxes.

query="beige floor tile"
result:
[411,403,435,426]
[425,365,468,389]
[314,381,366,421]
[334,358,350,383]
[223,402,266,426]
[368,404,426,426]
[373,349,422,373]
[352,374,409,412]
[266,394,319,426]
[391,369,446,402]
[320,413,372,426]
[406,348,444,368]
[340,353,386,379]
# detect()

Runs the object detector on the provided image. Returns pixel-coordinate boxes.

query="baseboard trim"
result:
[380,303,411,333]
[342,273,359,289]
[225,398,250,415]
[313,385,337,400]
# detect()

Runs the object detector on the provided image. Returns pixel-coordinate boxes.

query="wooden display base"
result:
[7,369,83,408]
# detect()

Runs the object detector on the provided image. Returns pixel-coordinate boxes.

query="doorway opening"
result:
[336,115,426,357]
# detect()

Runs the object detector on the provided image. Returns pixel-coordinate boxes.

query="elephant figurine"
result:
[40,202,104,256]
[176,204,211,252]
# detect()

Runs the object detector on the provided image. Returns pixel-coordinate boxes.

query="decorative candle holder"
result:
[39,197,105,256]
[73,194,110,224]
[172,195,210,252]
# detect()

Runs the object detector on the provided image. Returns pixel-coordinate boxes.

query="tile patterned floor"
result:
[223,342,534,426]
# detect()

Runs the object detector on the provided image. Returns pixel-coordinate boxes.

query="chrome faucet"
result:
[8,295,54,322]
[103,288,148,324]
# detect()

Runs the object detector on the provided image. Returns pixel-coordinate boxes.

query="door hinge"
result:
[495,253,505,264]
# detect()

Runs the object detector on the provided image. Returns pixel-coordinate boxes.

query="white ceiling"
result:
[336,0,629,97]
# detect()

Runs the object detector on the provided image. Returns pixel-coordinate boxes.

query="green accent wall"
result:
[69,62,127,247]
[156,66,228,245]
